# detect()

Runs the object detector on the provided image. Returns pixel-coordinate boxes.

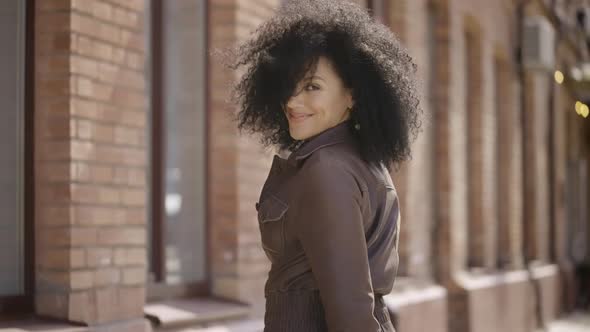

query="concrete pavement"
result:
[537,311,590,332]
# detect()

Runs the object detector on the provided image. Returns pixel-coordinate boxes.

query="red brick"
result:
[121,267,145,285]
[35,0,149,325]
[40,162,71,182]
[120,111,146,128]
[38,248,70,269]
[121,188,145,206]
[73,162,114,183]
[71,270,94,290]
[38,228,70,248]
[117,286,146,318]
[38,77,70,97]
[125,208,146,225]
[94,268,121,286]
[38,141,70,161]
[113,248,146,266]
[74,205,125,225]
[113,126,142,146]
[36,12,70,33]
[37,31,72,54]
[86,248,113,267]
[37,271,70,291]
[70,227,98,246]
[71,140,96,161]
[68,291,92,322]
[125,51,144,70]
[38,205,74,226]
[37,0,71,11]
[114,167,145,186]
[97,227,146,245]
[95,286,117,322]
[105,0,144,13]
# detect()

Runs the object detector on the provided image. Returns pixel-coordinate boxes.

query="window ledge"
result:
[144,297,251,329]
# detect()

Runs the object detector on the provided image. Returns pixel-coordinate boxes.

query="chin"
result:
[289,128,309,141]
[289,132,305,140]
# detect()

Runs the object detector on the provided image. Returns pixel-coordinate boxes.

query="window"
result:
[148,0,208,299]
[0,0,33,313]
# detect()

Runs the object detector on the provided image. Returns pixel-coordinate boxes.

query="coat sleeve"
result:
[293,157,381,332]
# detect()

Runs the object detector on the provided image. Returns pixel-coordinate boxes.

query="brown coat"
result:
[256,120,400,332]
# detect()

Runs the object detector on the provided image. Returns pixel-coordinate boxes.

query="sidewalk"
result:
[537,311,590,332]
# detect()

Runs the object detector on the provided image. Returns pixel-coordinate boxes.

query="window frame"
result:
[0,0,35,316]
[147,0,210,301]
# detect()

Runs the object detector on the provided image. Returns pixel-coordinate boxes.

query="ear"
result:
[345,89,354,109]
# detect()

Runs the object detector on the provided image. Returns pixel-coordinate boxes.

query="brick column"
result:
[464,16,488,269]
[388,0,410,277]
[431,0,452,285]
[389,0,406,44]
[522,70,552,263]
[495,54,514,268]
[35,0,149,328]
[208,0,281,315]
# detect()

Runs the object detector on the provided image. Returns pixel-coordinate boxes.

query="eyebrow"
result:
[304,75,326,82]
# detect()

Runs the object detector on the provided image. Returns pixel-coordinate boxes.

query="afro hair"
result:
[224,0,423,171]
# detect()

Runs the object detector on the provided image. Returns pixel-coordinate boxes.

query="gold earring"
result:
[348,107,360,130]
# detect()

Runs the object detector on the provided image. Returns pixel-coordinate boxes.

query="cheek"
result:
[307,93,340,116]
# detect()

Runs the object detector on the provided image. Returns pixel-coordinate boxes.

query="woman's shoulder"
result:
[298,146,369,193]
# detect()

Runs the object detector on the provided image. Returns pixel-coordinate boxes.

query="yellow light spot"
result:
[554,70,565,84]
[581,104,590,117]
[575,101,583,114]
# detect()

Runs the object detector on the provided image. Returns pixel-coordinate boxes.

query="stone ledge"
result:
[0,317,88,332]
[160,318,264,332]
[0,317,150,332]
[454,263,559,290]
[384,278,447,308]
[144,298,250,330]
[384,278,448,332]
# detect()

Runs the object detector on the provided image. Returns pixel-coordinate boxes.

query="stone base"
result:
[0,318,151,332]
[384,278,448,332]
[91,318,152,332]
[447,264,559,332]
[557,260,578,313]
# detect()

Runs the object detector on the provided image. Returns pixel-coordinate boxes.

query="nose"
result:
[286,90,303,111]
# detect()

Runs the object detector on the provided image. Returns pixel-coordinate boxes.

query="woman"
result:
[225,0,422,331]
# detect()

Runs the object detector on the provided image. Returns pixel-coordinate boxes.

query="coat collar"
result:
[286,120,357,166]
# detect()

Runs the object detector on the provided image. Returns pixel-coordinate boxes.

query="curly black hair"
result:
[224,0,422,171]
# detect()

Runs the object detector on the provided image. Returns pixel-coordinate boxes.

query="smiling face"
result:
[284,56,354,140]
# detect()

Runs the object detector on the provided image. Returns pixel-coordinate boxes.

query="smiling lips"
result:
[288,111,313,123]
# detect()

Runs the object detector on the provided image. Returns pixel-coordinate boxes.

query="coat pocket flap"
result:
[258,194,288,224]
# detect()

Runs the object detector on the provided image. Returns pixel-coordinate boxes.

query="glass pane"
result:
[0,0,25,296]
[162,0,207,284]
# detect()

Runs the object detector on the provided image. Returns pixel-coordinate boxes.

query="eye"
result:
[304,83,320,91]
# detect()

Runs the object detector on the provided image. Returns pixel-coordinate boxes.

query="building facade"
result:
[0,0,589,331]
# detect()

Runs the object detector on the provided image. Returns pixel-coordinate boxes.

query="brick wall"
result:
[401,0,437,280]
[464,15,487,269]
[208,0,280,316]
[388,0,411,278]
[26,0,585,331]
[494,53,517,268]
[35,0,149,327]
